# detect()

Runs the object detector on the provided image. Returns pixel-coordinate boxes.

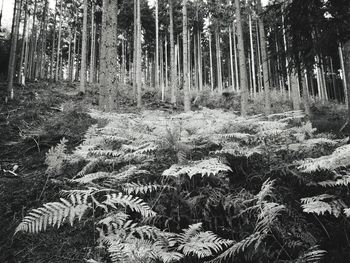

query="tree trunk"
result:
[133,0,137,95]
[235,0,249,116]
[50,0,58,80]
[136,0,142,108]
[215,27,222,92]
[99,0,119,111]
[229,25,235,91]
[183,0,190,112]
[249,14,256,96]
[209,29,214,91]
[90,2,96,83]
[18,0,28,85]
[55,0,63,82]
[257,0,270,114]
[155,0,159,92]
[343,40,350,122]
[169,0,177,104]
[7,0,21,101]
[80,0,88,94]
[339,43,348,105]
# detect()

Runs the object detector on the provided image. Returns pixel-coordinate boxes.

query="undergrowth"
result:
[13,107,350,262]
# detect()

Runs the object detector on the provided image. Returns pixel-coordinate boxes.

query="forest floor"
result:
[0,81,349,262]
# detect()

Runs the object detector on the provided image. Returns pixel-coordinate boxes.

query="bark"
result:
[99,0,119,111]
[155,0,159,91]
[339,43,348,105]
[235,0,249,116]
[136,0,142,108]
[18,0,28,84]
[80,0,88,93]
[55,0,63,82]
[343,40,350,122]
[215,27,222,92]
[257,0,270,114]
[183,0,190,112]
[169,0,177,104]
[133,0,137,95]
[229,25,235,91]
[249,14,256,96]
[209,29,214,91]
[90,2,96,83]
[7,0,21,101]
[50,0,58,80]
[37,0,49,80]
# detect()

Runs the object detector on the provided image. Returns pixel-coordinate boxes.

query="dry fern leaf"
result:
[162,158,232,179]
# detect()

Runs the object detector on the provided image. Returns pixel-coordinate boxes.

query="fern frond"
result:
[295,246,327,263]
[210,233,260,263]
[15,197,90,234]
[162,158,232,179]
[298,144,350,172]
[177,231,233,259]
[77,157,106,177]
[123,182,172,195]
[318,174,350,187]
[301,195,346,217]
[72,172,111,184]
[256,202,285,232]
[89,149,121,157]
[103,193,156,218]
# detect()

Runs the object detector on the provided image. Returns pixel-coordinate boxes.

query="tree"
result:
[136,0,142,108]
[183,0,190,112]
[235,0,249,116]
[344,40,350,122]
[256,0,271,114]
[80,0,88,94]
[169,0,177,104]
[7,0,21,101]
[99,0,119,111]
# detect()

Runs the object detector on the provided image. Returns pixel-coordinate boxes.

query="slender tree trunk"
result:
[28,0,37,80]
[169,0,176,104]
[233,22,239,91]
[55,0,63,82]
[50,0,58,80]
[249,14,256,96]
[343,40,350,122]
[339,43,348,105]
[133,0,137,95]
[90,2,96,83]
[18,0,28,85]
[209,29,214,91]
[235,0,249,116]
[165,36,168,94]
[155,0,159,92]
[215,27,222,92]
[80,0,88,93]
[7,0,21,101]
[100,0,119,111]
[183,0,190,111]
[37,0,49,80]
[198,32,203,91]
[136,0,142,108]
[229,25,235,91]
[257,0,270,114]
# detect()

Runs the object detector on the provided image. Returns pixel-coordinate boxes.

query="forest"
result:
[1,0,350,262]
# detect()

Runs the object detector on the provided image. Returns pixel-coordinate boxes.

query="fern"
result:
[103,193,156,218]
[162,158,232,179]
[15,196,90,234]
[295,246,327,263]
[123,182,173,195]
[298,144,350,172]
[301,195,346,217]
[45,138,68,175]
